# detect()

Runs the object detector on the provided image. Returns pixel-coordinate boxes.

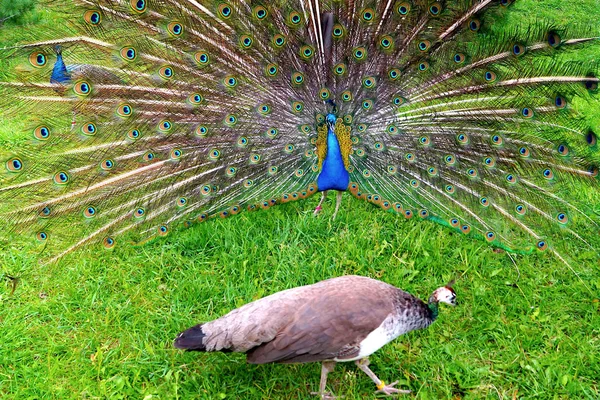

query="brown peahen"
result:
[0,0,599,263]
[174,275,456,398]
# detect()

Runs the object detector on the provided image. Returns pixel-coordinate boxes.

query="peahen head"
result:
[427,286,456,321]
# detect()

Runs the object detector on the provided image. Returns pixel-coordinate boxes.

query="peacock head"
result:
[430,286,457,306]
[326,113,337,129]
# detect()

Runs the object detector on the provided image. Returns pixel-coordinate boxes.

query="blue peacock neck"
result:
[316,114,350,192]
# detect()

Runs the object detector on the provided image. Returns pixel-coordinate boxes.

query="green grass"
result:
[1,1,600,399]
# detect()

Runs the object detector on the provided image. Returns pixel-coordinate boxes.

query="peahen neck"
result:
[427,295,440,321]
[316,114,350,192]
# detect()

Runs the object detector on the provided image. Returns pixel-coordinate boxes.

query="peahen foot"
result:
[375,381,411,396]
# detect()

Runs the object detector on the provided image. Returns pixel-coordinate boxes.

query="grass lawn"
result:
[1,1,600,399]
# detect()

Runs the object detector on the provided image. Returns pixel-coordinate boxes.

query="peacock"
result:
[174,275,457,398]
[1,0,599,264]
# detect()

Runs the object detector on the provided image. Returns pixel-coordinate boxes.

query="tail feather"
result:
[173,324,207,352]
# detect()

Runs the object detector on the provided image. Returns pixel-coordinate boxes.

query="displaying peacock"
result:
[1,0,599,264]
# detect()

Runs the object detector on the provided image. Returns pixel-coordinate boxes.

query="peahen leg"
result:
[332,191,343,220]
[355,358,410,396]
[314,191,328,216]
[310,361,337,399]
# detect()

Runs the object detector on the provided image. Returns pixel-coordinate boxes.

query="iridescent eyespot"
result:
[142,152,155,162]
[362,169,372,178]
[353,47,367,61]
[547,31,561,48]
[218,3,233,18]
[557,144,569,156]
[388,68,400,80]
[542,169,554,179]
[468,19,480,31]
[167,22,183,36]
[288,11,302,26]
[362,76,376,89]
[418,40,430,52]
[53,171,70,185]
[37,232,48,241]
[379,35,393,51]
[100,159,114,170]
[34,125,50,140]
[357,124,367,132]
[6,158,23,172]
[419,209,429,218]
[519,147,530,157]
[258,104,271,115]
[83,206,97,218]
[586,131,597,146]
[506,174,517,183]
[334,63,347,76]
[284,144,295,153]
[273,34,286,48]
[521,108,533,118]
[450,218,460,227]
[158,225,169,236]
[373,141,384,151]
[484,71,496,82]
[249,154,261,164]
[300,45,315,59]
[406,153,415,162]
[209,149,221,160]
[554,95,566,109]
[266,63,278,77]
[226,167,237,178]
[291,71,305,85]
[404,210,413,219]
[253,5,268,19]
[445,185,455,194]
[427,166,437,176]
[128,129,141,140]
[467,168,478,177]
[453,53,465,63]
[266,128,278,138]
[177,198,189,208]
[243,179,254,188]
[456,133,469,144]
[170,149,182,159]
[39,206,51,218]
[343,115,352,124]
[392,96,405,106]
[418,62,429,71]
[189,93,203,105]
[81,122,97,136]
[387,165,397,175]
[485,232,496,242]
[133,207,145,218]
[536,240,548,251]
[130,0,146,13]
[480,197,489,206]
[387,124,398,135]
[195,125,208,137]
[429,2,442,16]
[224,114,237,126]
[332,24,345,39]
[84,10,101,25]
[74,81,91,95]
[396,2,410,15]
[419,136,430,146]
[223,75,237,88]
[159,66,174,79]
[444,155,455,165]
[201,185,212,195]
[268,166,278,175]
[117,103,133,117]
[159,120,172,132]
[515,204,526,215]
[195,51,210,66]
[483,157,495,167]
[341,90,352,102]
[240,35,253,48]
[103,236,115,248]
[300,125,311,134]
[362,99,373,110]
[491,135,503,146]
[319,88,331,100]
[361,8,375,22]
[120,46,137,61]
[460,224,471,234]
[292,101,304,112]
[512,43,525,56]
[317,114,326,124]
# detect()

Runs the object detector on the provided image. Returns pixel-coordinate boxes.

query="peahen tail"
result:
[0,0,599,264]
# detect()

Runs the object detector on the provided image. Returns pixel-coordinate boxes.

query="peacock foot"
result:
[375,381,411,396]
[313,205,323,216]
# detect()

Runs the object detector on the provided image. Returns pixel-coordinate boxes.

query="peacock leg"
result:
[355,358,410,396]
[314,191,328,216]
[332,191,343,220]
[310,361,337,399]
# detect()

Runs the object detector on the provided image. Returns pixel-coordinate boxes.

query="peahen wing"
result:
[0,0,599,263]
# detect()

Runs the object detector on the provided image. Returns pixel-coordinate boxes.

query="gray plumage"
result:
[174,275,456,397]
